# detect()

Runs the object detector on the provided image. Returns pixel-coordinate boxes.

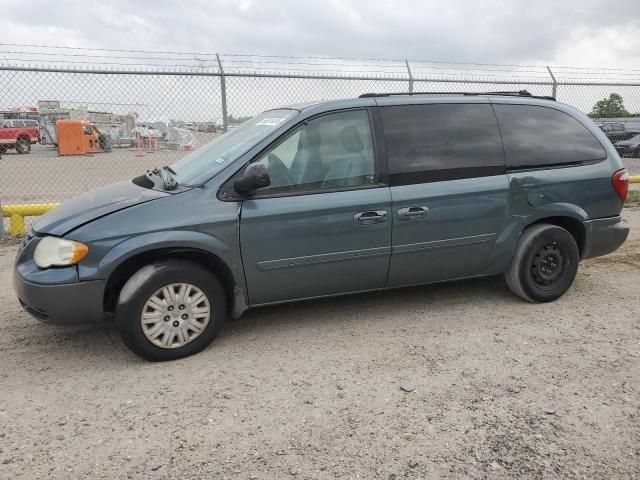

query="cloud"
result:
[1,0,639,68]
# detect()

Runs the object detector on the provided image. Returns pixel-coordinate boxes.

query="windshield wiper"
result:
[148,166,179,190]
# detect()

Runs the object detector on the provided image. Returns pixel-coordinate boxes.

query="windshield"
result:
[170,109,299,186]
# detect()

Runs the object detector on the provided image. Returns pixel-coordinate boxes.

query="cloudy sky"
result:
[2,0,640,120]
[2,0,640,68]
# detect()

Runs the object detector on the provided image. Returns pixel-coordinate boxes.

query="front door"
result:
[239,109,392,305]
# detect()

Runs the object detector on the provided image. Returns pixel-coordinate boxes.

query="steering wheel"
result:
[266,153,294,189]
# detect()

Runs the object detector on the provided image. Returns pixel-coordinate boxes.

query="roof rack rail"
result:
[359,90,556,101]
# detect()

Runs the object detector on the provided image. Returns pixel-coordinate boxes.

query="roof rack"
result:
[359,90,556,101]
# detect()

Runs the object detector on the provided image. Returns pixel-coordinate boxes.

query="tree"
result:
[589,93,630,118]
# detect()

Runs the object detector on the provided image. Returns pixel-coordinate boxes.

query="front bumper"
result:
[13,272,105,325]
[582,216,629,260]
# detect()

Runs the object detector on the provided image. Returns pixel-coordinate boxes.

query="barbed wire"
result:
[2,43,640,76]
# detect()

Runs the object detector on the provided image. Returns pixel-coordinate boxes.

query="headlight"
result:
[33,236,89,268]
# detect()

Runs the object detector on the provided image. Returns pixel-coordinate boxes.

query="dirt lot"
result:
[0,131,217,205]
[0,209,639,479]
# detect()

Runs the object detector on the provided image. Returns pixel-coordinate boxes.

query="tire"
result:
[15,137,31,154]
[0,145,6,154]
[116,260,227,361]
[505,224,579,303]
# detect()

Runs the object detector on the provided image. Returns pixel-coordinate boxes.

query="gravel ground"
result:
[0,208,639,479]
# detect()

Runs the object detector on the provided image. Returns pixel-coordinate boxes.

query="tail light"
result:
[612,168,629,201]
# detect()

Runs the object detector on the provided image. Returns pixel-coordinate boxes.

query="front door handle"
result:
[354,210,388,225]
[398,206,429,220]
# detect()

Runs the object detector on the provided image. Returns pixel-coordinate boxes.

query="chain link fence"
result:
[2,54,640,233]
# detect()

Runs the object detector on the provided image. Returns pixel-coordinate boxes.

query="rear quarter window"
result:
[494,104,607,169]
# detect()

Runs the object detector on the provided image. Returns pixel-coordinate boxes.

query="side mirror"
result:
[234,163,271,195]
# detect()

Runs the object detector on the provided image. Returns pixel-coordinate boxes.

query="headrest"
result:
[340,125,364,153]
[299,126,321,149]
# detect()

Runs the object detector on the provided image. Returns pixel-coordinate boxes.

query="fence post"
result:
[0,199,4,238]
[547,66,558,99]
[216,54,229,132]
[405,60,414,94]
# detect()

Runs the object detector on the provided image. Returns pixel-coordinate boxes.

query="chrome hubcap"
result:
[140,283,211,349]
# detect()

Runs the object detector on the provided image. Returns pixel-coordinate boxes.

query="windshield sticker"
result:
[215,157,227,165]
[256,117,286,127]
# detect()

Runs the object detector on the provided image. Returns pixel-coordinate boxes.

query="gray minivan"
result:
[13,91,630,360]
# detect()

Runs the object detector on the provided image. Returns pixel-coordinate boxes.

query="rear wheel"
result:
[116,260,227,361]
[15,137,31,154]
[505,224,579,303]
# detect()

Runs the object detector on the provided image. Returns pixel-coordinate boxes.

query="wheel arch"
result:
[103,247,238,318]
[528,215,586,257]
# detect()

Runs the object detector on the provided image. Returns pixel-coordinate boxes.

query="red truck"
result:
[0,119,40,154]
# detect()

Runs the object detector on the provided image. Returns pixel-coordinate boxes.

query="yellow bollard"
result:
[10,213,25,236]
[1,203,59,236]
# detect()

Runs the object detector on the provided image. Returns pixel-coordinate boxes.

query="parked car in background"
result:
[613,134,640,157]
[599,122,640,143]
[13,92,629,361]
[0,118,40,154]
[196,122,217,132]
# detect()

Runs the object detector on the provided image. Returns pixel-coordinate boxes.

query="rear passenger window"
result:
[380,103,505,185]
[494,104,606,169]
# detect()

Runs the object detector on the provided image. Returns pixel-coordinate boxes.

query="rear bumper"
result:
[582,216,629,260]
[13,271,105,325]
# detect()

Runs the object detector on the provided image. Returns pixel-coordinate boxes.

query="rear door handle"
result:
[398,206,429,220]
[354,210,388,225]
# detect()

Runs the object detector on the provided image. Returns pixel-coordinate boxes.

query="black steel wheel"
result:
[530,243,566,289]
[505,223,579,302]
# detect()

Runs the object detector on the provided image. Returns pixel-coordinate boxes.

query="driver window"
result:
[253,109,375,194]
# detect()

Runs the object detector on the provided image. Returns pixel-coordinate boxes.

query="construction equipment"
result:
[56,119,112,156]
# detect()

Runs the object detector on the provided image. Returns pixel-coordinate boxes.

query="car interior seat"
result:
[322,125,374,188]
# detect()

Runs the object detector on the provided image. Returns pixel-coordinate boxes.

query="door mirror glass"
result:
[234,163,271,195]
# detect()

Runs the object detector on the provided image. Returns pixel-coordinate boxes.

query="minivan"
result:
[13,91,630,361]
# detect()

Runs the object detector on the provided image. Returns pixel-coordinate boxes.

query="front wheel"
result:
[505,224,579,303]
[116,260,227,361]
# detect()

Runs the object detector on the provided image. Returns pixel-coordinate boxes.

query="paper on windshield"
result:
[256,117,286,127]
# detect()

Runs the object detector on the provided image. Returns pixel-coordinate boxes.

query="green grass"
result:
[626,189,640,205]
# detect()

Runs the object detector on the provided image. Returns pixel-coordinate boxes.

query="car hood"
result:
[33,180,170,236]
